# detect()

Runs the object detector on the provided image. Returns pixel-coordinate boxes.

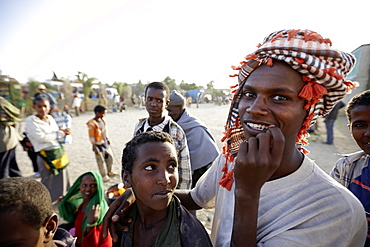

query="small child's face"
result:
[33,99,50,117]
[125,141,178,212]
[96,110,106,119]
[349,105,370,155]
[0,211,46,247]
[80,173,97,201]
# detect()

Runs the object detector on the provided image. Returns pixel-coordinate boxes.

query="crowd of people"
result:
[1,28,370,247]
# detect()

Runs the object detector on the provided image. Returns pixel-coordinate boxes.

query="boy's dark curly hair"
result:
[121,131,175,173]
[144,82,170,100]
[346,89,370,122]
[33,96,49,105]
[0,177,53,228]
[94,104,107,113]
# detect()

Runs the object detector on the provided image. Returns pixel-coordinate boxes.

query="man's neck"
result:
[148,116,165,126]
[269,147,304,181]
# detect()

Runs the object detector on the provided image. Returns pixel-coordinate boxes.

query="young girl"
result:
[115,131,212,247]
[25,96,71,202]
[59,171,113,247]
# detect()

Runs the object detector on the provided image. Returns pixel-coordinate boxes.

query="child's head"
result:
[0,177,58,247]
[346,89,370,154]
[33,97,50,117]
[122,131,178,211]
[144,82,170,101]
[94,104,107,118]
[58,171,108,233]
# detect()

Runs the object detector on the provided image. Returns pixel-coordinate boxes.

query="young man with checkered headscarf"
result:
[104,29,367,246]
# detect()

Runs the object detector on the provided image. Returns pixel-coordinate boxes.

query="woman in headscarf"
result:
[59,171,112,247]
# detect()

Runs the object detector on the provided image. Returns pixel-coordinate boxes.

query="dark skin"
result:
[79,174,101,235]
[33,99,70,135]
[103,61,307,245]
[0,211,59,247]
[145,88,169,126]
[121,142,178,247]
[92,110,109,154]
[166,105,184,122]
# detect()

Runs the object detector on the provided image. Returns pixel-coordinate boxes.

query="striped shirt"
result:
[134,117,192,190]
[330,151,370,245]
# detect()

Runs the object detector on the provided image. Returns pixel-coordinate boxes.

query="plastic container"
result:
[105,183,125,205]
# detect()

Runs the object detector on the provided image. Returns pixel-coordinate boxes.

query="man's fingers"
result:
[109,223,119,243]
[267,125,285,154]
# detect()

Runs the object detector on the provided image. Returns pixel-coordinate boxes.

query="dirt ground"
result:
[14,103,359,233]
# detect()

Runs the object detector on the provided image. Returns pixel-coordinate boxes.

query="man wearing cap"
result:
[104,29,367,246]
[34,84,57,111]
[133,82,192,190]
[167,90,220,187]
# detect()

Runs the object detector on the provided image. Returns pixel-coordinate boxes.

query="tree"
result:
[162,76,178,91]
[207,80,215,98]
[179,81,200,91]
[75,71,97,111]
[112,81,128,96]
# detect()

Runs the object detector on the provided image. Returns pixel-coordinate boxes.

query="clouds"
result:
[0,0,369,89]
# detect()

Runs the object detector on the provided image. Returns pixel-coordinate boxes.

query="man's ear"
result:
[122,170,132,189]
[43,214,58,244]
[165,99,170,107]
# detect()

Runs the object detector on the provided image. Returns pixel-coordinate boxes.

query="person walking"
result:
[87,104,118,182]
[323,100,345,144]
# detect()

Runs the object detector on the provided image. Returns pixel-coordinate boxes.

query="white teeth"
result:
[247,123,269,131]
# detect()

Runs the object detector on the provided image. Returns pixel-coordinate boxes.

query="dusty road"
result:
[15,103,359,232]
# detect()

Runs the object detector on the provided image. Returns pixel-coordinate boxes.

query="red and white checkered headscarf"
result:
[219,29,358,190]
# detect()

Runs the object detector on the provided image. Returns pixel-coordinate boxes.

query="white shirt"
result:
[190,154,367,247]
[25,115,65,152]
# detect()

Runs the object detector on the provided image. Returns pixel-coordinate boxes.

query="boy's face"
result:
[0,211,56,247]
[96,110,106,119]
[33,99,50,117]
[145,88,169,119]
[124,141,178,212]
[238,61,307,145]
[349,105,370,154]
[80,173,97,201]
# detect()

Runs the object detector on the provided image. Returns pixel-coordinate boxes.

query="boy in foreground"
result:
[0,177,76,247]
[104,29,367,246]
[114,131,211,246]
[330,89,370,246]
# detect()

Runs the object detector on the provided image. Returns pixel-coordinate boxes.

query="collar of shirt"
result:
[143,117,170,132]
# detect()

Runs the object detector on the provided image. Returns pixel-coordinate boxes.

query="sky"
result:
[0,0,369,89]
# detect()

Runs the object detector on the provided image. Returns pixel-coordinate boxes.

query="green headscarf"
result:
[58,171,108,233]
